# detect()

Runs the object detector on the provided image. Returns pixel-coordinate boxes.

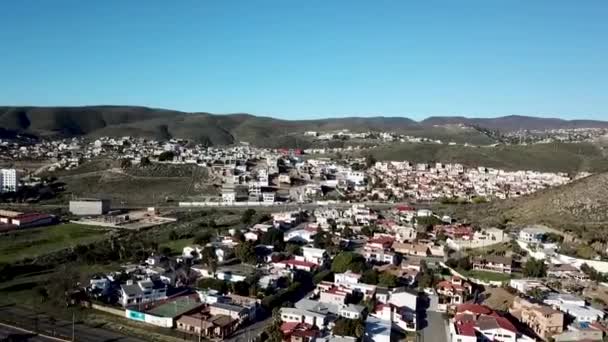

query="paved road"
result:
[224,316,271,342]
[0,323,59,341]
[0,305,147,342]
[419,311,448,342]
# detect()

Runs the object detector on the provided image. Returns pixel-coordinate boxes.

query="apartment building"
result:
[0,169,18,193]
[510,297,564,341]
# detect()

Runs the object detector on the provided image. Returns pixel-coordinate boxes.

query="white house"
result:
[339,304,366,320]
[280,307,328,328]
[544,293,604,323]
[244,231,259,241]
[284,228,317,243]
[302,247,327,265]
[388,288,417,311]
[119,279,168,307]
[519,227,546,244]
[334,271,362,286]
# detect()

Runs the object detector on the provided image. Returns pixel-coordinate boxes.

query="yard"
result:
[0,223,110,263]
[463,270,512,282]
[160,237,194,256]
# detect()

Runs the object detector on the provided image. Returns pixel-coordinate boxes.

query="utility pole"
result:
[72,311,75,342]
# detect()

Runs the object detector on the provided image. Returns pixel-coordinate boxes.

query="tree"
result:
[314,231,334,250]
[332,318,365,338]
[365,154,377,168]
[120,158,132,169]
[286,243,303,256]
[361,226,376,237]
[232,281,250,296]
[36,286,49,303]
[527,288,547,301]
[233,230,246,243]
[201,246,217,265]
[260,228,285,251]
[331,252,366,273]
[140,156,151,166]
[457,257,472,271]
[194,231,213,245]
[266,308,284,342]
[197,278,229,294]
[168,230,179,241]
[523,258,547,278]
[241,209,256,224]
[158,151,175,161]
[378,272,398,287]
[360,269,379,285]
[236,241,257,264]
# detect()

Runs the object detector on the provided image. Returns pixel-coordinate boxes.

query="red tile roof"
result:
[456,304,493,315]
[456,322,476,337]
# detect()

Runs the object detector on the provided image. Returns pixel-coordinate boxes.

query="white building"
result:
[280,307,328,328]
[519,227,546,244]
[119,279,168,307]
[0,169,18,193]
[302,247,327,265]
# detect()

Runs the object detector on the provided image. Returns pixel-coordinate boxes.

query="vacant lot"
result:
[50,160,218,206]
[0,223,109,263]
[463,270,512,282]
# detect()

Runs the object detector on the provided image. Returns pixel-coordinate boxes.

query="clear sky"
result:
[1,1,607,120]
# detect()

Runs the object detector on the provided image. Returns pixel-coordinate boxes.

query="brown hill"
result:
[452,172,608,240]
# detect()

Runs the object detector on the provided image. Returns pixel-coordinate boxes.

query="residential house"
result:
[280,307,329,328]
[518,227,546,244]
[302,247,328,266]
[450,304,535,342]
[275,258,319,272]
[176,312,237,339]
[284,228,317,243]
[119,279,168,307]
[209,302,250,323]
[510,297,564,341]
[392,242,430,257]
[544,293,604,323]
[436,276,472,310]
[472,256,513,274]
[547,264,589,281]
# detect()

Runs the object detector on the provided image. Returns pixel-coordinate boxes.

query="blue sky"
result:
[0,1,606,120]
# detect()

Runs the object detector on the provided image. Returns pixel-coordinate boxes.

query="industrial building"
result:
[69,198,111,216]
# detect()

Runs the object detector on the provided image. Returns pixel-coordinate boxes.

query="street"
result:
[419,311,449,342]
[0,305,147,342]
[224,316,271,342]
[0,323,59,342]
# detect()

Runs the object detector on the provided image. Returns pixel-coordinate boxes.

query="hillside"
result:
[366,142,608,173]
[441,172,608,240]
[0,106,423,146]
[421,115,608,132]
[2,106,608,146]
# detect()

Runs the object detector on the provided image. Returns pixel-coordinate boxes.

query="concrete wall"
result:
[91,303,124,317]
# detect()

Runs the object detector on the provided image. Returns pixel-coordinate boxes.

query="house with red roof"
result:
[435,276,473,311]
[449,304,535,342]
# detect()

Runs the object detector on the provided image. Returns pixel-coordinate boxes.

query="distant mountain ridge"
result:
[422,115,608,131]
[1,106,607,145]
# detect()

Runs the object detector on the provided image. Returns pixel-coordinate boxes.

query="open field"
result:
[366,142,608,173]
[0,223,110,263]
[463,270,512,282]
[53,166,217,206]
